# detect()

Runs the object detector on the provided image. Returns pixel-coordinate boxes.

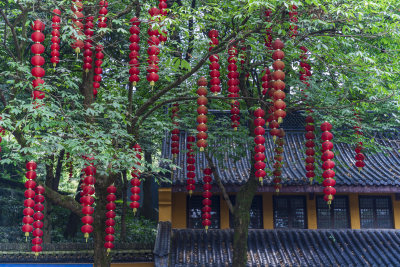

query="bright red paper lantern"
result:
[320,122,336,205]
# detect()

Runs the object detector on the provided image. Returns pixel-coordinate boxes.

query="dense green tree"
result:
[0,0,399,266]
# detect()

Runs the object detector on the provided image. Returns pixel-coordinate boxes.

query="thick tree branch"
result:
[43,185,82,216]
[0,9,21,60]
[205,153,234,213]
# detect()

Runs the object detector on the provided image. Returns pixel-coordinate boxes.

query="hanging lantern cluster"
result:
[22,161,37,240]
[83,16,94,74]
[171,103,180,157]
[196,77,208,152]
[51,9,61,68]
[98,0,108,28]
[158,0,168,44]
[71,0,84,54]
[147,7,160,87]
[228,46,240,130]
[261,68,270,97]
[353,111,365,171]
[289,4,298,38]
[129,17,141,86]
[31,20,46,101]
[32,185,45,256]
[93,44,104,97]
[253,108,266,184]
[208,29,221,95]
[81,164,96,241]
[321,122,336,205]
[202,167,212,231]
[130,144,142,214]
[299,46,312,88]
[104,184,116,255]
[273,129,285,192]
[186,135,196,195]
[66,153,73,179]
[264,9,273,50]
[305,115,316,183]
[271,39,286,125]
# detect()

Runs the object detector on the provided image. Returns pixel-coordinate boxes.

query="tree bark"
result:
[140,151,157,220]
[120,171,128,242]
[232,171,258,267]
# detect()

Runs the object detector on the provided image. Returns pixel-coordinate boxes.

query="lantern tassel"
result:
[107,248,111,256]
[133,208,137,215]
[84,233,89,243]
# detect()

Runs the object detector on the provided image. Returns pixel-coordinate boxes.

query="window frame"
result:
[273,195,307,229]
[359,195,394,229]
[316,195,351,229]
[186,195,220,229]
[228,195,263,229]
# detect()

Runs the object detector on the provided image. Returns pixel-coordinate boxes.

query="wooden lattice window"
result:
[359,196,393,229]
[273,196,307,229]
[229,195,263,229]
[187,195,220,229]
[316,195,350,229]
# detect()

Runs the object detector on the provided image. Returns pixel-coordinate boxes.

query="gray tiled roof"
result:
[161,114,400,187]
[165,228,400,266]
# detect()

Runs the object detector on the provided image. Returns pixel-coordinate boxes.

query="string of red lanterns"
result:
[289,4,298,38]
[158,0,168,44]
[93,44,104,97]
[272,39,286,125]
[254,108,266,184]
[66,153,73,180]
[321,122,336,205]
[98,0,108,28]
[32,185,45,256]
[209,29,221,95]
[353,109,365,171]
[273,129,285,192]
[130,144,142,214]
[50,9,61,68]
[83,16,94,74]
[186,135,196,195]
[22,161,37,241]
[305,115,316,183]
[171,103,180,158]
[71,0,84,55]
[31,20,46,101]
[196,77,208,152]
[147,7,161,87]
[228,45,240,130]
[240,41,250,80]
[264,9,273,50]
[202,167,212,231]
[129,17,141,87]
[104,184,116,255]
[81,164,96,241]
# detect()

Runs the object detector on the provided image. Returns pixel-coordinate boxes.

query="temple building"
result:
[153,112,400,266]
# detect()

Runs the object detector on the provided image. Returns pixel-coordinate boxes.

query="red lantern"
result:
[253,108,266,184]
[104,184,116,255]
[32,185,45,256]
[130,144,142,214]
[158,0,168,43]
[129,17,141,86]
[51,9,61,67]
[289,4,298,38]
[31,20,46,102]
[353,110,365,171]
[271,39,286,124]
[209,30,221,94]
[202,168,212,231]
[92,44,104,97]
[186,135,196,195]
[321,122,336,205]
[227,45,240,130]
[22,161,37,240]
[197,77,208,151]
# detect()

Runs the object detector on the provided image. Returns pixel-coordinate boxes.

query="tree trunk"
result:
[120,171,128,242]
[93,174,111,267]
[64,181,82,239]
[232,169,258,267]
[140,151,157,220]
